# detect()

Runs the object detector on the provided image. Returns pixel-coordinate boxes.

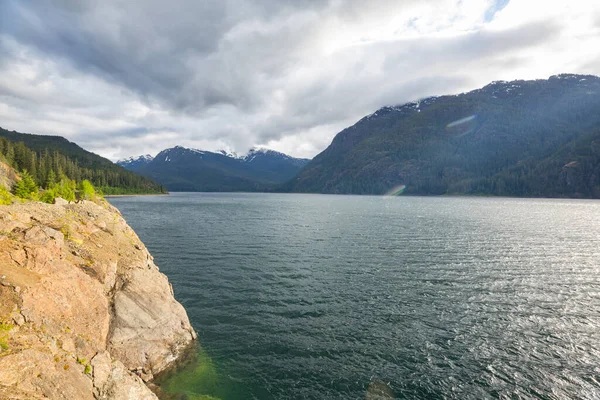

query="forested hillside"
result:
[0,128,165,194]
[284,74,600,198]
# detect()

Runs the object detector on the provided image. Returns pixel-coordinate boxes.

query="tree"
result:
[77,179,96,201]
[12,170,38,199]
[55,177,76,202]
[45,170,56,189]
[0,129,166,194]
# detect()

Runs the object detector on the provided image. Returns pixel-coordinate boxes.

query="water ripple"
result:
[110,193,600,400]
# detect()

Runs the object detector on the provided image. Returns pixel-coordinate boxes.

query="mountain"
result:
[116,154,154,170]
[118,146,310,191]
[243,147,310,180]
[283,74,600,198]
[0,127,166,194]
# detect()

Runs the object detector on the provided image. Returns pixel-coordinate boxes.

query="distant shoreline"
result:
[104,193,170,198]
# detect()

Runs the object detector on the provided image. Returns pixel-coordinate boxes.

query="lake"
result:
[108,193,600,399]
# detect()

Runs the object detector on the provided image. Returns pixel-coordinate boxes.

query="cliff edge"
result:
[0,199,196,399]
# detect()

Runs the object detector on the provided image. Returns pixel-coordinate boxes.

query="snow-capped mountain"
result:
[116,146,310,192]
[243,147,307,166]
[218,149,241,159]
[116,154,154,170]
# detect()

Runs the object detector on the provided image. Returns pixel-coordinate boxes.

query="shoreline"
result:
[109,191,599,201]
[104,193,170,198]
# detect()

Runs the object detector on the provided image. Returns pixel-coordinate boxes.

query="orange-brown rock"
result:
[0,199,196,399]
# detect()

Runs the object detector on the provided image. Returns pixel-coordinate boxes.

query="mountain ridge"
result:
[118,145,310,192]
[282,74,600,198]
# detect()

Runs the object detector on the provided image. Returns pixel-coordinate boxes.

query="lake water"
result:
[108,193,600,399]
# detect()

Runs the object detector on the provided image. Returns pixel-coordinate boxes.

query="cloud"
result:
[0,0,600,160]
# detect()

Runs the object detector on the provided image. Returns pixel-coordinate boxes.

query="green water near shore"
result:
[154,346,224,400]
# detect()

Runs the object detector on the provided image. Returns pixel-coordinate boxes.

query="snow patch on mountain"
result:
[243,147,297,163]
[219,149,241,159]
[117,154,154,164]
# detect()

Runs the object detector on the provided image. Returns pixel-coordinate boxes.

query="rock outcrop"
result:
[0,199,196,399]
[0,161,17,191]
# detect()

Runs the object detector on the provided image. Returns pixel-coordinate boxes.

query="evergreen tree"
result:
[0,130,166,195]
[12,170,38,199]
[45,170,56,189]
[77,179,95,201]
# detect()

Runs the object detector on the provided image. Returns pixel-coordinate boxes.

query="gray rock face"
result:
[109,263,196,379]
[92,352,157,400]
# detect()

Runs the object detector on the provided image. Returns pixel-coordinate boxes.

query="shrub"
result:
[0,322,13,351]
[42,177,76,203]
[40,187,58,204]
[0,186,12,205]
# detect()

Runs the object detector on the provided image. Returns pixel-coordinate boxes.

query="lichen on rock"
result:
[0,199,196,399]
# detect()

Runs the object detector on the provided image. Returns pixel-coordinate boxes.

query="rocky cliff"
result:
[0,198,196,399]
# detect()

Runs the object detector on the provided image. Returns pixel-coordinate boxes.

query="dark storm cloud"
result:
[1,0,441,113]
[0,0,340,112]
[1,0,231,108]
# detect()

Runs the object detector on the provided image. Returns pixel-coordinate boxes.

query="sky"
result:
[1,0,600,161]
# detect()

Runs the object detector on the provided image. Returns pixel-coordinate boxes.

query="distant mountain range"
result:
[282,74,600,198]
[117,146,310,192]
